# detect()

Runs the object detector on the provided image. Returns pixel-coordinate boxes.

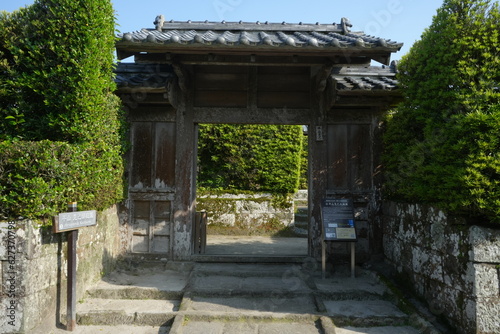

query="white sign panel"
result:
[53,210,97,233]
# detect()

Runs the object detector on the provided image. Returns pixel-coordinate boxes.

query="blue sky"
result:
[2,0,444,62]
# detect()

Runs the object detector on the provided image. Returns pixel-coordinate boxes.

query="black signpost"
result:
[53,203,96,331]
[320,198,357,279]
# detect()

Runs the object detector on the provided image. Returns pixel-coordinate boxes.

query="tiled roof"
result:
[115,63,173,90]
[118,16,403,52]
[114,62,399,93]
[331,62,399,92]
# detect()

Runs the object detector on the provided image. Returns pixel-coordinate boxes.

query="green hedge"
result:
[383,0,500,224]
[0,0,124,220]
[0,140,123,219]
[197,124,304,194]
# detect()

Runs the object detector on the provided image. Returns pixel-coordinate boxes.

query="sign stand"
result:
[67,202,77,331]
[320,198,357,279]
[53,202,97,331]
[321,241,356,279]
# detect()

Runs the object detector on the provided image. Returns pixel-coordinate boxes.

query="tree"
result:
[0,0,124,219]
[383,0,500,223]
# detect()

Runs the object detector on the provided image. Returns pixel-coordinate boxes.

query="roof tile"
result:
[118,16,403,51]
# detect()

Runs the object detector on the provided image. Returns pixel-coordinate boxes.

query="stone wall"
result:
[383,202,500,334]
[196,193,295,229]
[0,205,125,333]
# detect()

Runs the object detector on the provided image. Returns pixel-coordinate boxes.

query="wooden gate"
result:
[324,113,382,259]
[128,121,176,254]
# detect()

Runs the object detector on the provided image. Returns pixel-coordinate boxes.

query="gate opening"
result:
[195,123,309,256]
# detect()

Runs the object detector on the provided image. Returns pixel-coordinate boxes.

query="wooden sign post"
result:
[320,198,357,279]
[53,203,96,331]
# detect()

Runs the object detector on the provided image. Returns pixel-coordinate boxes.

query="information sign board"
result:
[53,210,97,233]
[321,198,356,241]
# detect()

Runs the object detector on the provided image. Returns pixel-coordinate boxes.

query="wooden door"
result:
[129,121,176,254]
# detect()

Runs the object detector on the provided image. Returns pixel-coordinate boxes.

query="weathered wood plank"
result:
[258,66,310,75]
[172,75,196,260]
[257,91,309,109]
[257,74,310,92]
[195,72,249,91]
[195,65,248,74]
[195,90,247,107]
[193,107,310,124]
[309,65,328,259]
[328,124,348,189]
[128,106,176,122]
[130,122,153,188]
[155,122,176,188]
[349,124,372,191]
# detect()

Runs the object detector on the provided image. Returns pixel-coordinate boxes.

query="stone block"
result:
[383,216,399,236]
[472,263,499,297]
[382,236,395,261]
[476,297,500,334]
[0,222,13,261]
[469,225,500,263]
[442,254,469,293]
[463,298,478,334]
[429,220,446,252]
[236,199,268,214]
[210,213,235,226]
[412,248,443,282]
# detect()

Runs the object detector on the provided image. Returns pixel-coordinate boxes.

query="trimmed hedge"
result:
[0,141,123,219]
[383,0,500,223]
[197,124,304,194]
[0,0,124,220]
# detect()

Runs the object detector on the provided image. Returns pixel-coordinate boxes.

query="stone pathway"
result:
[35,261,440,334]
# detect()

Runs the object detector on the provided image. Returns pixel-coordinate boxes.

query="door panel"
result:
[327,124,372,191]
[129,121,176,254]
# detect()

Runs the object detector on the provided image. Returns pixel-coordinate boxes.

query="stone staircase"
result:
[292,205,309,236]
[54,261,442,334]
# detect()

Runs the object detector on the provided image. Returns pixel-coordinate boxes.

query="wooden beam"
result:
[193,107,310,124]
[172,75,196,260]
[314,63,334,93]
[332,95,401,107]
[172,63,189,92]
[309,66,329,259]
[132,52,372,66]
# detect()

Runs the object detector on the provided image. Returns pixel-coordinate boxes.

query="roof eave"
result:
[116,43,400,65]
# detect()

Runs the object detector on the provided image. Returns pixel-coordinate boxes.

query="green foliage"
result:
[384,0,500,223]
[0,0,124,220]
[197,124,304,194]
[0,140,123,219]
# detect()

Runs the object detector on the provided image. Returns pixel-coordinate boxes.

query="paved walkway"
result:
[204,235,308,255]
[33,260,441,334]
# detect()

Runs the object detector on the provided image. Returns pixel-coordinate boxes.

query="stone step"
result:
[294,220,308,228]
[176,316,324,334]
[334,326,421,334]
[295,211,308,219]
[87,286,184,300]
[292,226,309,236]
[314,270,390,300]
[75,299,178,326]
[86,268,188,300]
[296,206,309,214]
[184,295,319,314]
[192,262,308,276]
[187,274,313,296]
[40,325,171,334]
[325,299,410,327]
